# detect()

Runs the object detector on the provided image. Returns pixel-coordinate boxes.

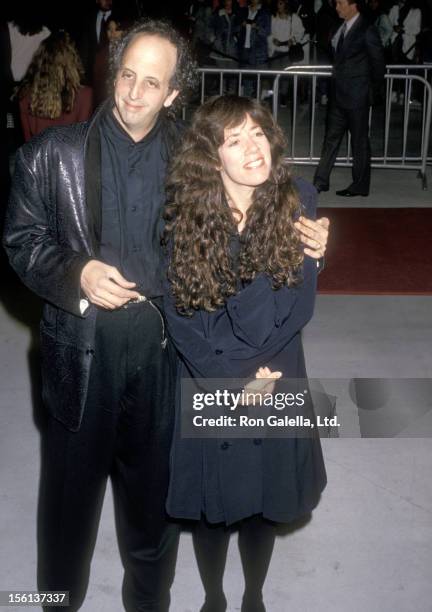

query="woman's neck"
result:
[224,185,254,233]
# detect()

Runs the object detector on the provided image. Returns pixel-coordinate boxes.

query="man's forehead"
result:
[122,34,177,64]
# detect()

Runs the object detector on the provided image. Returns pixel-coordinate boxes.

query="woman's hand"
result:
[242,367,282,404]
[295,216,329,259]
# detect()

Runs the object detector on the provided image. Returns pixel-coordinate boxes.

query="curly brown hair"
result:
[17,31,84,119]
[164,95,304,314]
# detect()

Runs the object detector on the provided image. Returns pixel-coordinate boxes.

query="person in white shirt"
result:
[389,0,421,61]
[369,0,393,51]
[268,0,305,59]
[266,0,305,104]
[75,0,112,86]
[3,10,50,176]
[95,0,112,46]
[7,21,50,83]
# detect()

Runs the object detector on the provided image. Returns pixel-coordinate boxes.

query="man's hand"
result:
[80,260,141,310]
[295,216,330,259]
[242,367,282,404]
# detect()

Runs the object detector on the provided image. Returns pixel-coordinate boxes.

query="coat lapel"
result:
[84,104,107,255]
[337,14,364,59]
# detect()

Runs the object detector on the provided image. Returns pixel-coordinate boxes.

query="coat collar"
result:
[83,100,108,255]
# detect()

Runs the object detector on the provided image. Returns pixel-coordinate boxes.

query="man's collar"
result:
[345,12,360,30]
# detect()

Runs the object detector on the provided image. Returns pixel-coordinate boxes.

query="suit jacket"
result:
[330,14,385,109]
[3,103,184,432]
[73,10,101,86]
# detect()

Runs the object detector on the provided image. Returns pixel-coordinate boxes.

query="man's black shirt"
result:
[99,108,168,298]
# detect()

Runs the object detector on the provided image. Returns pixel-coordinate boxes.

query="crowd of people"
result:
[0,0,428,208]
[185,0,431,68]
[0,0,430,160]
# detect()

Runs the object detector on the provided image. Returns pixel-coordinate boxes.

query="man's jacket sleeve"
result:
[366,25,386,84]
[3,144,92,317]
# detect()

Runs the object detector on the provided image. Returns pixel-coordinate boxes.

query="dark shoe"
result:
[313,183,329,193]
[241,594,266,612]
[335,188,368,197]
[200,594,227,612]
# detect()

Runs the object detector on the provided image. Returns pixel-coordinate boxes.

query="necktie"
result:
[99,14,109,47]
[336,22,347,55]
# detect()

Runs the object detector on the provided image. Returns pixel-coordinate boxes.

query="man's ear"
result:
[163,89,180,108]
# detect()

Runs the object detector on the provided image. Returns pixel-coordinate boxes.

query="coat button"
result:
[215,349,223,355]
[253,438,262,445]
[220,441,230,450]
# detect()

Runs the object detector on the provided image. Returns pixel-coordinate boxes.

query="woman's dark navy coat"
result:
[163,178,327,525]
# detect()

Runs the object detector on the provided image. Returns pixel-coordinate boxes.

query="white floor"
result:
[298,166,432,207]
[1,287,432,612]
[1,157,432,610]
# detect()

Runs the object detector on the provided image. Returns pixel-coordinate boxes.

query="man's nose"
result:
[129,81,145,100]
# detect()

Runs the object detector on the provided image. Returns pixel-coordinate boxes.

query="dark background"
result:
[1,1,192,38]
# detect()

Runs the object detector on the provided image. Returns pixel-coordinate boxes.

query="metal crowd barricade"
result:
[194,65,432,189]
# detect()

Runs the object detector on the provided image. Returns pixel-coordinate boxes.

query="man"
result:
[4,20,192,612]
[313,0,385,197]
[75,0,113,86]
[3,19,329,612]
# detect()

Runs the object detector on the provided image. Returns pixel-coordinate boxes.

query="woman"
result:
[268,0,305,62]
[266,0,306,104]
[17,31,92,142]
[163,95,328,612]
[389,0,421,63]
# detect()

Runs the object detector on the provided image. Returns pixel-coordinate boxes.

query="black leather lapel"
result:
[84,112,103,256]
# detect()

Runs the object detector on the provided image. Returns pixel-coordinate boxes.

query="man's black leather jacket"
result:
[3,103,183,431]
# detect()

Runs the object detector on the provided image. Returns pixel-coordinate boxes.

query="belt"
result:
[122,295,167,349]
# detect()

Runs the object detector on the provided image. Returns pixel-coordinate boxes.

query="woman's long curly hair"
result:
[164,95,304,314]
[17,31,84,119]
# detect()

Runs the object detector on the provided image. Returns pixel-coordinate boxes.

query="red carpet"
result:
[317,208,432,295]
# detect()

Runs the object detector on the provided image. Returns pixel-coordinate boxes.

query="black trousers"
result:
[37,301,179,611]
[314,101,371,194]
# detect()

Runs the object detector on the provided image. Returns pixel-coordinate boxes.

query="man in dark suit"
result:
[74,0,112,86]
[313,0,385,197]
